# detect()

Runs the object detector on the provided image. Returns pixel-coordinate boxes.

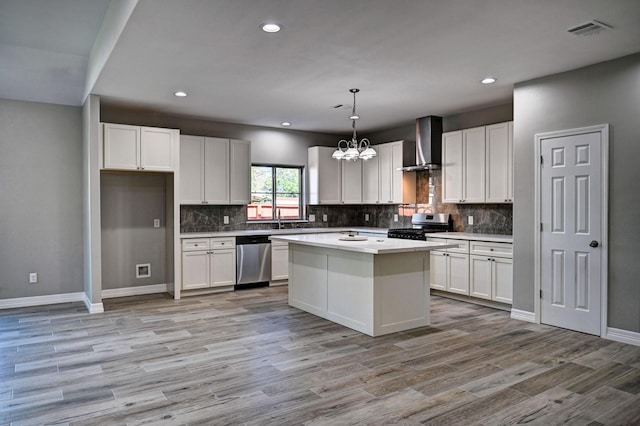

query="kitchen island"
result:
[269,233,457,337]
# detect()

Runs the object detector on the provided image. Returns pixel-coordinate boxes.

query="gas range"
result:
[387,213,452,241]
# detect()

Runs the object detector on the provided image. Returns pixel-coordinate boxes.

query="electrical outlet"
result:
[308,214,315,222]
[153,219,160,228]
[365,213,370,222]
[223,216,229,224]
[468,215,474,225]
[29,272,38,283]
[394,214,399,222]
[322,214,328,222]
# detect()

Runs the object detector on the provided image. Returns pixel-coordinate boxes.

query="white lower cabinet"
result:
[429,237,513,304]
[181,238,236,290]
[469,240,513,303]
[428,238,469,295]
[271,240,289,282]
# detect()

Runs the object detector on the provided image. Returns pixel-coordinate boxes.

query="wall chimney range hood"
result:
[400,115,443,171]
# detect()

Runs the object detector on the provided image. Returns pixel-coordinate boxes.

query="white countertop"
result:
[270,233,458,255]
[427,232,513,243]
[180,227,389,239]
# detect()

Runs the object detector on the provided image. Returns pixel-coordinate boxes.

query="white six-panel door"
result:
[539,128,606,335]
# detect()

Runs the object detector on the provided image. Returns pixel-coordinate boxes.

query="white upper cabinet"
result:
[103,123,177,172]
[442,130,463,203]
[362,155,379,204]
[485,121,514,203]
[443,121,513,204]
[180,135,206,204]
[229,139,251,205]
[140,127,175,171]
[341,159,362,204]
[179,135,250,205]
[204,137,230,204]
[378,141,415,204]
[462,126,486,203]
[378,144,393,203]
[308,146,341,204]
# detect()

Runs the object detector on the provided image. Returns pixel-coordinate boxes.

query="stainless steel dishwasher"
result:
[235,235,271,288]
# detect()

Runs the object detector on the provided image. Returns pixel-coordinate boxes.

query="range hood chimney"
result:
[400,115,443,171]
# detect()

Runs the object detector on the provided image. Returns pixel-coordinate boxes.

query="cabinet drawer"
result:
[446,240,469,254]
[182,239,210,251]
[271,239,288,248]
[426,237,448,252]
[210,238,235,249]
[426,238,469,253]
[470,241,512,258]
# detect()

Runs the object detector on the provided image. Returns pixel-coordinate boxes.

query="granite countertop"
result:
[270,233,458,255]
[427,232,513,243]
[180,227,389,239]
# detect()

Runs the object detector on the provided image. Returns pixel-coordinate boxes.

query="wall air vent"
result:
[568,20,612,37]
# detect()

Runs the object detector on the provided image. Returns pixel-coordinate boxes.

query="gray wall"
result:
[100,105,340,167]
[101,173,167,289]
[513,53,640,331]
[0,99,84,298]
[366,102,513,143]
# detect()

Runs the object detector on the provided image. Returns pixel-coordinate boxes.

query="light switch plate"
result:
[309,214,315,222]
[365,213,369,222]
[29,272,37,283]
[394,214,399,222]
[223,216,229,224]
[468,216,474,225]
[322,214,328,222]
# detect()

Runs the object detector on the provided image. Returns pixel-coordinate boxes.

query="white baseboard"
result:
[101,283,168,299]
[0,292,85,310]
[430,290,511,312]
[605,327,640,347]
[83,293,104,314]
[511,308,536,323]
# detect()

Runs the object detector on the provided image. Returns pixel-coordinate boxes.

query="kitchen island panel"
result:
[374,252,429,335]
[286,241,431,337]
[288,244,328,317]
[327,250,374,334]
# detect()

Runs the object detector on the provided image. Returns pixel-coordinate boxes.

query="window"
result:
[248,165,303,221]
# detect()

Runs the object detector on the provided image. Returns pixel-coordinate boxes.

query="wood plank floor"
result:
[2,287,640,425]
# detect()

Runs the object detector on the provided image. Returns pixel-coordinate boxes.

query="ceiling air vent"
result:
[568,20,612,37]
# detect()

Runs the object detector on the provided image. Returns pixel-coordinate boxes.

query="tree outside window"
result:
[248,165,302,220]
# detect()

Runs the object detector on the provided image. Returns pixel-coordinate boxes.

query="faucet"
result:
[277,209,282,229]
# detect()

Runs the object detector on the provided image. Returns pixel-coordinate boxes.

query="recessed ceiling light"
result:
[481,77,496,84]
[262,23,281,33]
[349,115,360,120]
[174,91,187,97]
[281,122,291,127]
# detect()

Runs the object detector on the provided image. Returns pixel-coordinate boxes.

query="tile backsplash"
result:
[180,169,512,235]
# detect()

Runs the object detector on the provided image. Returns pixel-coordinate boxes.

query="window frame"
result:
[248,164,304,221]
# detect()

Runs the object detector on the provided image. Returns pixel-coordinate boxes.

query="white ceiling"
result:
[2,0,640,133]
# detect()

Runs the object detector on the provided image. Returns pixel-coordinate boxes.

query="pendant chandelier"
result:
[332,88,377,161]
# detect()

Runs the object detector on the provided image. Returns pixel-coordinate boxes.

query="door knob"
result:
[589,240,599,248]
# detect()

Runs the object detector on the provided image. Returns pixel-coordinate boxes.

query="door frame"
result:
[534,124,609,337]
